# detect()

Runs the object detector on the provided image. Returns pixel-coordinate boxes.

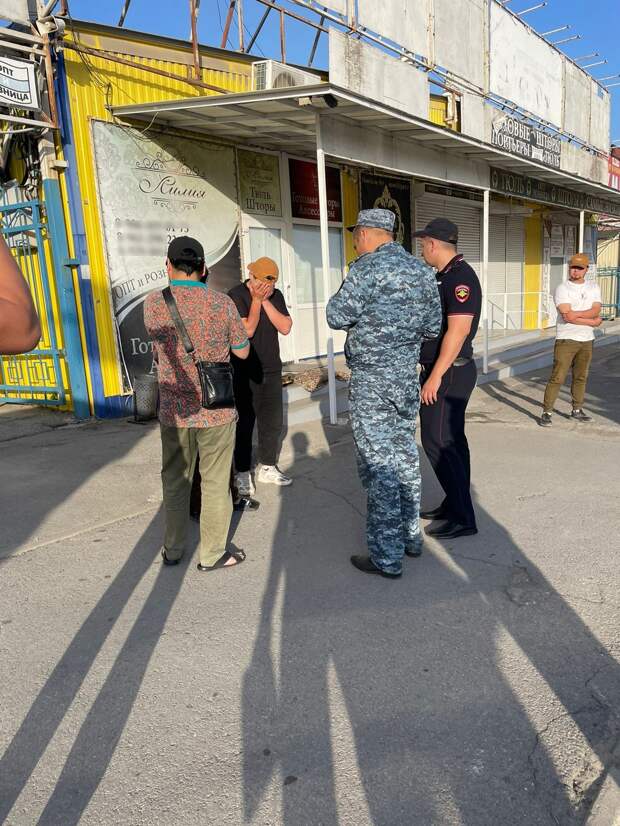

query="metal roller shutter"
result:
[506,217,524,329]
[415,195,482,273]
[487,215,524,329]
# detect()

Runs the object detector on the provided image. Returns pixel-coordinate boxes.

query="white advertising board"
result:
[321,0,348,15]
[433,0,485,89]
[357,0,429,57]
[589,81,611,154]
[0,56,38,110]
[329,30,428,119]
[490,3,563,128]
[563,61,591,145]
[0,0,36,24]
[91,121,240,378]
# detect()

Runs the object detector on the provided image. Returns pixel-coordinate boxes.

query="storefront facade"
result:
[8,16,616,418]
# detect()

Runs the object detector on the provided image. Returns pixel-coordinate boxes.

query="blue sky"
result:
[66,0,620,144]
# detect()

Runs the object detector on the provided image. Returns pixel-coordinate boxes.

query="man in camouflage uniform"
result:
[326,209,441,578]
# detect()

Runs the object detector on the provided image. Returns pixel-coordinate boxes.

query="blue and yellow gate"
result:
[0,186,68,406]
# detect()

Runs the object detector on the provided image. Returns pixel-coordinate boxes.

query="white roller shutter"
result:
[415,195,481,273]
[488,215,506,329]
[506,217,524,329]
[486,215,525,329]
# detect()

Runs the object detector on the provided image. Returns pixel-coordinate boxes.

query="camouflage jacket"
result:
[326,242,441,370]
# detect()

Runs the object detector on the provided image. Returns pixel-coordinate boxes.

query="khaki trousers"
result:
[543,339,593,413]
[160,421,235,566]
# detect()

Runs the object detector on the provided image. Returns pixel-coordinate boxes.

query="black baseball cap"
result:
[167,236,205,264]
[412,218,458,244]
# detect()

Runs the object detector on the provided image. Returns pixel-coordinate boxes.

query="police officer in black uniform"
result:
[413,218,482,539]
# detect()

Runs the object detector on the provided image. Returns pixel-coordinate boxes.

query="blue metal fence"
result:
[0,187,66,406]
[597,267,620,320]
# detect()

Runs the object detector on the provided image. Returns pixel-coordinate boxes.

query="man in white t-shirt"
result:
[540,253,602,426]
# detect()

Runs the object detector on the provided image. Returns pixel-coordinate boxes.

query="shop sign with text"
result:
[238,150,282,217]
[490,167,620,217]
[289,158,342,221]
[492,114,561,169]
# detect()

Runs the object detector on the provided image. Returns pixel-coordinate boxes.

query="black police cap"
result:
[412,218,458,244]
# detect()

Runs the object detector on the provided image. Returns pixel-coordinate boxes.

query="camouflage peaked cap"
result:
[347,208,396,233]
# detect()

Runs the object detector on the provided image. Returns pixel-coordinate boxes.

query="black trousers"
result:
[419,361,477,528]
[233,369,283,472]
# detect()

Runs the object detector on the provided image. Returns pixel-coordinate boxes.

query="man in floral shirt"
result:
[144,237,249,571]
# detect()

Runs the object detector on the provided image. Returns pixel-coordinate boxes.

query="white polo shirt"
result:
[554,280,602,342]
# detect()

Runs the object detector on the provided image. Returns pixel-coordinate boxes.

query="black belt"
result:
[420,357,472,370]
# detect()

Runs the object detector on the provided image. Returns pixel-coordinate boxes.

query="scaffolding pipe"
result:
[246,6,271,53]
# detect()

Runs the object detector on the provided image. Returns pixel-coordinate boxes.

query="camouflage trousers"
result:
[349,368,422,575]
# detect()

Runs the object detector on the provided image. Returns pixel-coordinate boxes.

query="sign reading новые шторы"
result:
[490,167,620,217]
[491,114,561,169]
[0,56,38,110]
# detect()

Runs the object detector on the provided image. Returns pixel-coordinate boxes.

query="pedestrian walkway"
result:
[0,347,619,825]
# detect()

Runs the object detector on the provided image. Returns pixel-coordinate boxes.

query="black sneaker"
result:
[571,409,592,422]
[539,412,552,427]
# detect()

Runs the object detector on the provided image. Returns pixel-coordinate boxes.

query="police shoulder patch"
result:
[455,284,470,303]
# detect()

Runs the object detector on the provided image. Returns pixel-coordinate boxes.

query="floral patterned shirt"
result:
[144,280,248,428]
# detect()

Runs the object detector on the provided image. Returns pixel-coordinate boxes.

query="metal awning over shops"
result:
[113,84,620,419]
[112,83,620,215]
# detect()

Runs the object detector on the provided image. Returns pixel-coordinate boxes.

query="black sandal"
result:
[197,548,246,572]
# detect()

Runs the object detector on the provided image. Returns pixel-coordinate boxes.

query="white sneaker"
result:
[257,464,293,486]
[235,471,255,497]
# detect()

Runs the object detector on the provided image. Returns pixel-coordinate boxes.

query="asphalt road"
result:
[1,347,619,826]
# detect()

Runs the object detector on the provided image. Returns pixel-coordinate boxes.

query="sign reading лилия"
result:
[491,114,561,170]
[490,167,620,217]
[0,56,38,110]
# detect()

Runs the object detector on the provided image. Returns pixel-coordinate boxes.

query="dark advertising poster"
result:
[361,174,412,252]
[289,158,342,222]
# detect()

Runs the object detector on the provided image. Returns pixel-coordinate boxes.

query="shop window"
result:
[248,227,283,274]
[292,225,344,305]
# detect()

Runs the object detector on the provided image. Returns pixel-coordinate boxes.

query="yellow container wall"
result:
[341,167,359,267]
[63,32,252,397]
[523,212,543,329]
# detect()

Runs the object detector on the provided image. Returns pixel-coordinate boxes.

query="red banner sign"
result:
[289,158,342,222]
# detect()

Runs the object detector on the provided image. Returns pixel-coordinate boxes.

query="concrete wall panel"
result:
[589,81,611,154]
[320,113,490,191]
[357,0,429,57]
[561,143,607,185]
[329,30,428,119]
[434,0,485,89]
[563,61,591,144]
[490,3,563,127]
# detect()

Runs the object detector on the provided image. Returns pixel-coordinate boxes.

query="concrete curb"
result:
[283,331,620,425]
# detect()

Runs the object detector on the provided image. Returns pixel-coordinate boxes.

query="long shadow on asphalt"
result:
[0,417,154,563]
[242,431,620,825]
[0,507,191,826]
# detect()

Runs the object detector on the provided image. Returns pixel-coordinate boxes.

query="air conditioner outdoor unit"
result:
[252,60,322,91]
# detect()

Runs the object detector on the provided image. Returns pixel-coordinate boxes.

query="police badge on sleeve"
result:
[455,285,470,303]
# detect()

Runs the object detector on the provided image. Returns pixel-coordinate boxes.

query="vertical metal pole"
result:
[327,337,337,424]
[482,189,490,374]
[346,0,356,26]
[579,210,585,253]
[238,0,245,51]
[190,0,200,77]
[280,9,286,63]
[316,114,337,424]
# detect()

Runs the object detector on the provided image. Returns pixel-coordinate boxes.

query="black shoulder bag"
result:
[162,287,235,410]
